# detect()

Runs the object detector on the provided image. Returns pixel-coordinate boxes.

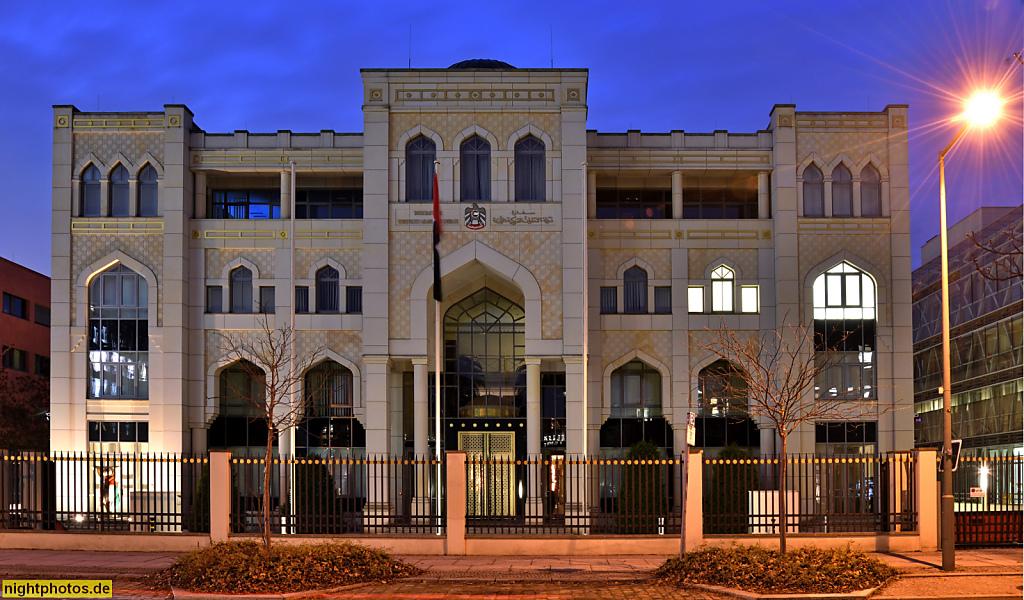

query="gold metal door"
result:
[460,431,515,517]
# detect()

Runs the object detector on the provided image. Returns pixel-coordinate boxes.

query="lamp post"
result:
[937,91,1001,572]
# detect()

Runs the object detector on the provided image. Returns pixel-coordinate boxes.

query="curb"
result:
[171,582,372,600]
[682,582,877,600]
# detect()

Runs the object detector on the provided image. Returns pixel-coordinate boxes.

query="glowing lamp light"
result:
[964,92,1002,127]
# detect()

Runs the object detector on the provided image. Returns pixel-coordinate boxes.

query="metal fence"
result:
[703,453,917,535]
[953,454,1023,546]
[229,454,444,535]
[0,452,207,532]
[463,455,684,535]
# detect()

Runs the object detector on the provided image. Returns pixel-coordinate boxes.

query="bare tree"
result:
[690,321,897,553]
[967,228,1022,281]
[217,318,324,548]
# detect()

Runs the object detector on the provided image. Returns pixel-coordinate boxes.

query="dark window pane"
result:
[654,286,671,314]
[460,136,491,202]
[346,286,362,314]
[600,286,617,314]
[406,136,436,202]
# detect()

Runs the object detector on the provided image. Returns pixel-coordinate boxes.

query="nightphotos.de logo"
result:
[464,203,486,230]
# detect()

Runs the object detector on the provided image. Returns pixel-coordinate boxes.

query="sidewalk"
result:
[0,548,1020,599]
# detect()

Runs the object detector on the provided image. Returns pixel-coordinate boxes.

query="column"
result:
[563,356,588,530]
[280,170,291,220]
[852,181,862,217]
[586,170,597,219]
[525,358,542,520]
[128,176,138,217]
[363,356,393,519]
[671,170,683,219]
[194,172,207,218]
[823,176,833,217]
[758,171,770,219]
[412,357,430,518]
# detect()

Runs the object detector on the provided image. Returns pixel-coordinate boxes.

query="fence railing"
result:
[463,455,683,535]
[953,454,1023,546]
[229,454,444,535]
[703,453,917,535]
[0,453,207,533]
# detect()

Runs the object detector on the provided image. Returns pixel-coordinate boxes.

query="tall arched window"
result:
[860,165,881,216]
[623,266,648,314]
[109,165,130,217]
[460,135,491,202]
[813,262,877,399]
[207,360,272,454]
[711,265,734,312]
[803,165,824,216]
[406,136,436,202]
[229,266,253,314]
[698,360,747,417]
[81,165,101,217]
[514,136,545,202]
[444,288,525,419]
[300,361,364,457]
[87,264,148,399]
[832,165,853,217]
[138,164,158,216]
[316,266,340,313]
[600,360,671,456]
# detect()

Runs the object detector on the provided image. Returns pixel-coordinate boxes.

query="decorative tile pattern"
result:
[388,230,564,340]
[296,249,362,280]
[687,249,759,280]
[796,131,889,169]
[390,113,561,151]
[71,234,164,326]
[600,330,674,375]
[204,249,276,279]
[73,132,165,170]
[798,232,892,321]
[598,249,672,280]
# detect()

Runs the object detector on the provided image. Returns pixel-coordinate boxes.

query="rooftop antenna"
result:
[408,25,412,68]
[549,25,554,68]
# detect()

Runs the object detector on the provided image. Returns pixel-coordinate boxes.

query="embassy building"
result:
[49,60,915,466]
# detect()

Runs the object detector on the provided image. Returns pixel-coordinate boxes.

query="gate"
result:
[954,455,1023,546]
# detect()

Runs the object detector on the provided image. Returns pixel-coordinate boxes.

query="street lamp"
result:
[937,91,1002,572]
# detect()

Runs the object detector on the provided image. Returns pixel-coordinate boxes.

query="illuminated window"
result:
[740,286,759,313]
[813,262,877,399]
[688,286,705,313]
[711,265,734,312]
[87,264,148,399]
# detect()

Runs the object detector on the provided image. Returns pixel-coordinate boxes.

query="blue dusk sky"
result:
[0,0,1020,276]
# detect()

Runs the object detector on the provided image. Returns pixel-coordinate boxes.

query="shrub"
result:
[705,443,760,534]
[154,541,420,594]
[616,440,668,534]
[654,544,899,594]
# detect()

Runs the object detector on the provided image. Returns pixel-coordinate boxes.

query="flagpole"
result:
[580,162,588,460]
[432,159,443,532]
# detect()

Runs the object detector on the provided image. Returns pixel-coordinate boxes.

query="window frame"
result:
[81,165,102,217]
[137,164,159,217]
[460,135,491,203]
[710,265,735,313]
[405,136,436,203]
[109,165,130,217]
[229,267,253,314]
[803,164,824,217]
[622,266,648,314]
[514,135,545,202]
[831,164,853,217]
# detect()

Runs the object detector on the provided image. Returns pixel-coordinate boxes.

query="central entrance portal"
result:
[460,431,515,517]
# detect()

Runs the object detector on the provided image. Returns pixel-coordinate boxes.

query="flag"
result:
[432,168,442,301]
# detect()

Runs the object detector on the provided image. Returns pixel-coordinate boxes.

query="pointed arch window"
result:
[514,135,545,202]
[316,266,340,313]
[803,164,824,216]
[460,135,491,202]
[87,264,148,399]
[601,360,671,456]
[109,165,130,217]
[229,267,253,314]
[813,262,877,399]
[711,265,734,312]
[698,360,748,417]
[81,165,101,216]
[406,136,436,202]
[138,165,158,216]
[206,360,273,453]
[623,266,648,314]
[832,165,853,216]
[299,361,365,456]
[860,165,881,216]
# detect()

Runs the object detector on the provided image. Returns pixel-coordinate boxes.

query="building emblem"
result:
[464,203,487,230]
